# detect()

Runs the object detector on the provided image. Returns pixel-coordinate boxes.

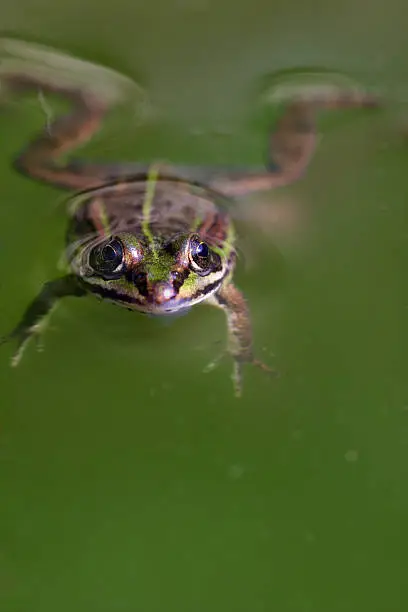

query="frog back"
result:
[66,175,234,247]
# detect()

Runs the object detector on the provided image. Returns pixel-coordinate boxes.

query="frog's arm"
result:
[0,275,85,366]
[207,282,278,398]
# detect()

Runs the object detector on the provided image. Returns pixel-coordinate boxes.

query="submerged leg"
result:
[209,87,381,197]
[0,275,85,366]
[0,37,145,190]
[207,282,277,397]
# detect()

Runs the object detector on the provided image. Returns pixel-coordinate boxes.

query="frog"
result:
[0,38,380,396]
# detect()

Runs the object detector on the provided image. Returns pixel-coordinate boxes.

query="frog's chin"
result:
[146,308,192,324]
[134,285,219,315]
[142,300,194,316]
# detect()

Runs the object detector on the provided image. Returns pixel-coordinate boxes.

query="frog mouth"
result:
[147,277,224,313]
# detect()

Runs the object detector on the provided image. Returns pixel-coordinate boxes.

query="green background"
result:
[1,1,408,610]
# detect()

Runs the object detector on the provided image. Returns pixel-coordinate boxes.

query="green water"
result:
[1,1,408,610]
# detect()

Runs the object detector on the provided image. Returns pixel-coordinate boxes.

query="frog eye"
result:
[89,238,125,278]
[188,236,212,275]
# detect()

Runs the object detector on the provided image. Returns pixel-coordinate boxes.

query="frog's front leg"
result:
[1,275,85,367]
[209,89,381,197]
[207,282,277,397]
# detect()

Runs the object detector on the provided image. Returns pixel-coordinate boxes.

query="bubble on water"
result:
[227,464,245,480]
[344,449,359,462]
[174,0,210,12]
[304,531,316,543]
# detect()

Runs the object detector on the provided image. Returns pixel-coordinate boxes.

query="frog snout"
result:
[151,282,177,304]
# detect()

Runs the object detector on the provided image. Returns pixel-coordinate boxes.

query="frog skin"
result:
[0,39,380,396]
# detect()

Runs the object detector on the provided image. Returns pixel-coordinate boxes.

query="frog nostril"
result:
[171,270,183,283]
[133,271,148,297]
[171,269,189,291]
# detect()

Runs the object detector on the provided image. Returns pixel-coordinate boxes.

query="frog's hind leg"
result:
[0,38,146,191]
[211,79,381,197]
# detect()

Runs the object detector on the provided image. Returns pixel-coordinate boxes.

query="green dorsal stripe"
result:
[142,163,160,258]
